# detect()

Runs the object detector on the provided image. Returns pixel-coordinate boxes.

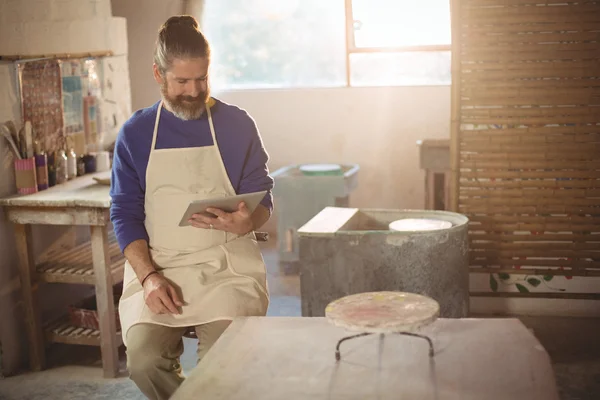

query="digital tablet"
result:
[178,190,267,227]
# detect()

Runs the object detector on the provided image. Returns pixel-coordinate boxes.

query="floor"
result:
[0,244,599,400]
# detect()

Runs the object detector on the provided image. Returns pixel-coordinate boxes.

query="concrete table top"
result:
[172,316,559,400]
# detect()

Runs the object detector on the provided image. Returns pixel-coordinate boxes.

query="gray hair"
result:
[153,15,211,74]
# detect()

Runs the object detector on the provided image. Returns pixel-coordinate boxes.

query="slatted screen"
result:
[451,0,600,292]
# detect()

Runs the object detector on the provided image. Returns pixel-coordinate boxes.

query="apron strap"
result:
[205,101,235,195]
[151,101,163,151]
[206,104,218,148]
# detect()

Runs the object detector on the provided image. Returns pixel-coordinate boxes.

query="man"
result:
[110,15,272,400]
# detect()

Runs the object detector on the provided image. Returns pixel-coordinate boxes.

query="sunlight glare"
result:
[353,0,451,47]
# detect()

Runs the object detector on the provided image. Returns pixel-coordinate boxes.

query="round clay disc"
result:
[325,291,439,333]
[299,164,343,176]
[389,218,452,232]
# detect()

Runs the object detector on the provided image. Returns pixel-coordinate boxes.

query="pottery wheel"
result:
[389,218,452,232]
[325,291,440,334]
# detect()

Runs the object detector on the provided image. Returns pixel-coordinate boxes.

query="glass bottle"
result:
[67,148,77,179]
[56,150,68,184]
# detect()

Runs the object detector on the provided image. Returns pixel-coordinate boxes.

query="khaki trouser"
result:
[126,320,232,400]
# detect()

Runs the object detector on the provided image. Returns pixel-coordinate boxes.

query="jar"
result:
[67,148,77,179]
[47,152,56,187]
[34,152,49,190]
[55,150,68,184]
[82,154,97,173]
[77,156,86,176]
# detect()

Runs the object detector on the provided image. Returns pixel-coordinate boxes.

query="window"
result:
[201,0,451,91]
[349,0,451,49]
[348,0,451,87]
[202,0,347,90]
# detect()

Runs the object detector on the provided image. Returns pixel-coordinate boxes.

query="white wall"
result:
[111,0,184,112]
[218,87,449,212]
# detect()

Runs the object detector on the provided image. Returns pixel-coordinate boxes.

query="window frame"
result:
[343,0,452,86]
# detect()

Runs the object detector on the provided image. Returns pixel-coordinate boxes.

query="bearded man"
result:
[109,15,273,400]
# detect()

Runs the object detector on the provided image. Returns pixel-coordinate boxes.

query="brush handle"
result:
[24,121,34,159]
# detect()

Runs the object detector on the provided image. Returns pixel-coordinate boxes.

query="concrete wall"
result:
[111,0,185,113]
[216,86,449,212]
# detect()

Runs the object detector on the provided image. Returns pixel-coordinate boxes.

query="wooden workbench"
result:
[172,317,559,400]
[0,171,123,378]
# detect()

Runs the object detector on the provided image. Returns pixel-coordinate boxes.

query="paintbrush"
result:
[3,120,19,148]
[18,126,27,159]
[1,122,23,159]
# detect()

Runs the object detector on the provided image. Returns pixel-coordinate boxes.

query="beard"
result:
[160,81,210,120]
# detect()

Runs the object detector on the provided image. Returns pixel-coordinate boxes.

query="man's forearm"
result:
[123,239,155,283]
[251,204,271,231]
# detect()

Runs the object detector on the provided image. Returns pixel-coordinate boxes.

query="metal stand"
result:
[335,331,435,361]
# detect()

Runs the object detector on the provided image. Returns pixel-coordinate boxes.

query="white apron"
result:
[118,101,270,347]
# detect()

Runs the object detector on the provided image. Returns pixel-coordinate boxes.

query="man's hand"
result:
[188,201,253,236]
[143,273,184,315]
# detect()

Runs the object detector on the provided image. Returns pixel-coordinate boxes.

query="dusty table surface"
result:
[0,171,111,208]
[172,316,559,400]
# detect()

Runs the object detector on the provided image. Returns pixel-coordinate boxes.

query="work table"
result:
[0,171,123,378]
[172,316,560,400]
[0,171,112,208]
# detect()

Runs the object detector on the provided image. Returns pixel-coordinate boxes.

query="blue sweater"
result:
[109,99,274,253]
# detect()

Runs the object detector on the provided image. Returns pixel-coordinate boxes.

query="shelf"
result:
[36,231,125,285]
[44,315,123,347]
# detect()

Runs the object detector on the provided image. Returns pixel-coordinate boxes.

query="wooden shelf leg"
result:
[90,225,119,378]
[14,224,46,371]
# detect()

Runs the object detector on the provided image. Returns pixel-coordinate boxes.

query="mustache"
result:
[177,95,205,103]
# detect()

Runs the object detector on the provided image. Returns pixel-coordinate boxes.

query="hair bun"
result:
[164,15,199,29]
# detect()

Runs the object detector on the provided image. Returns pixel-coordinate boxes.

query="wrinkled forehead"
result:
[165,57,209,79]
